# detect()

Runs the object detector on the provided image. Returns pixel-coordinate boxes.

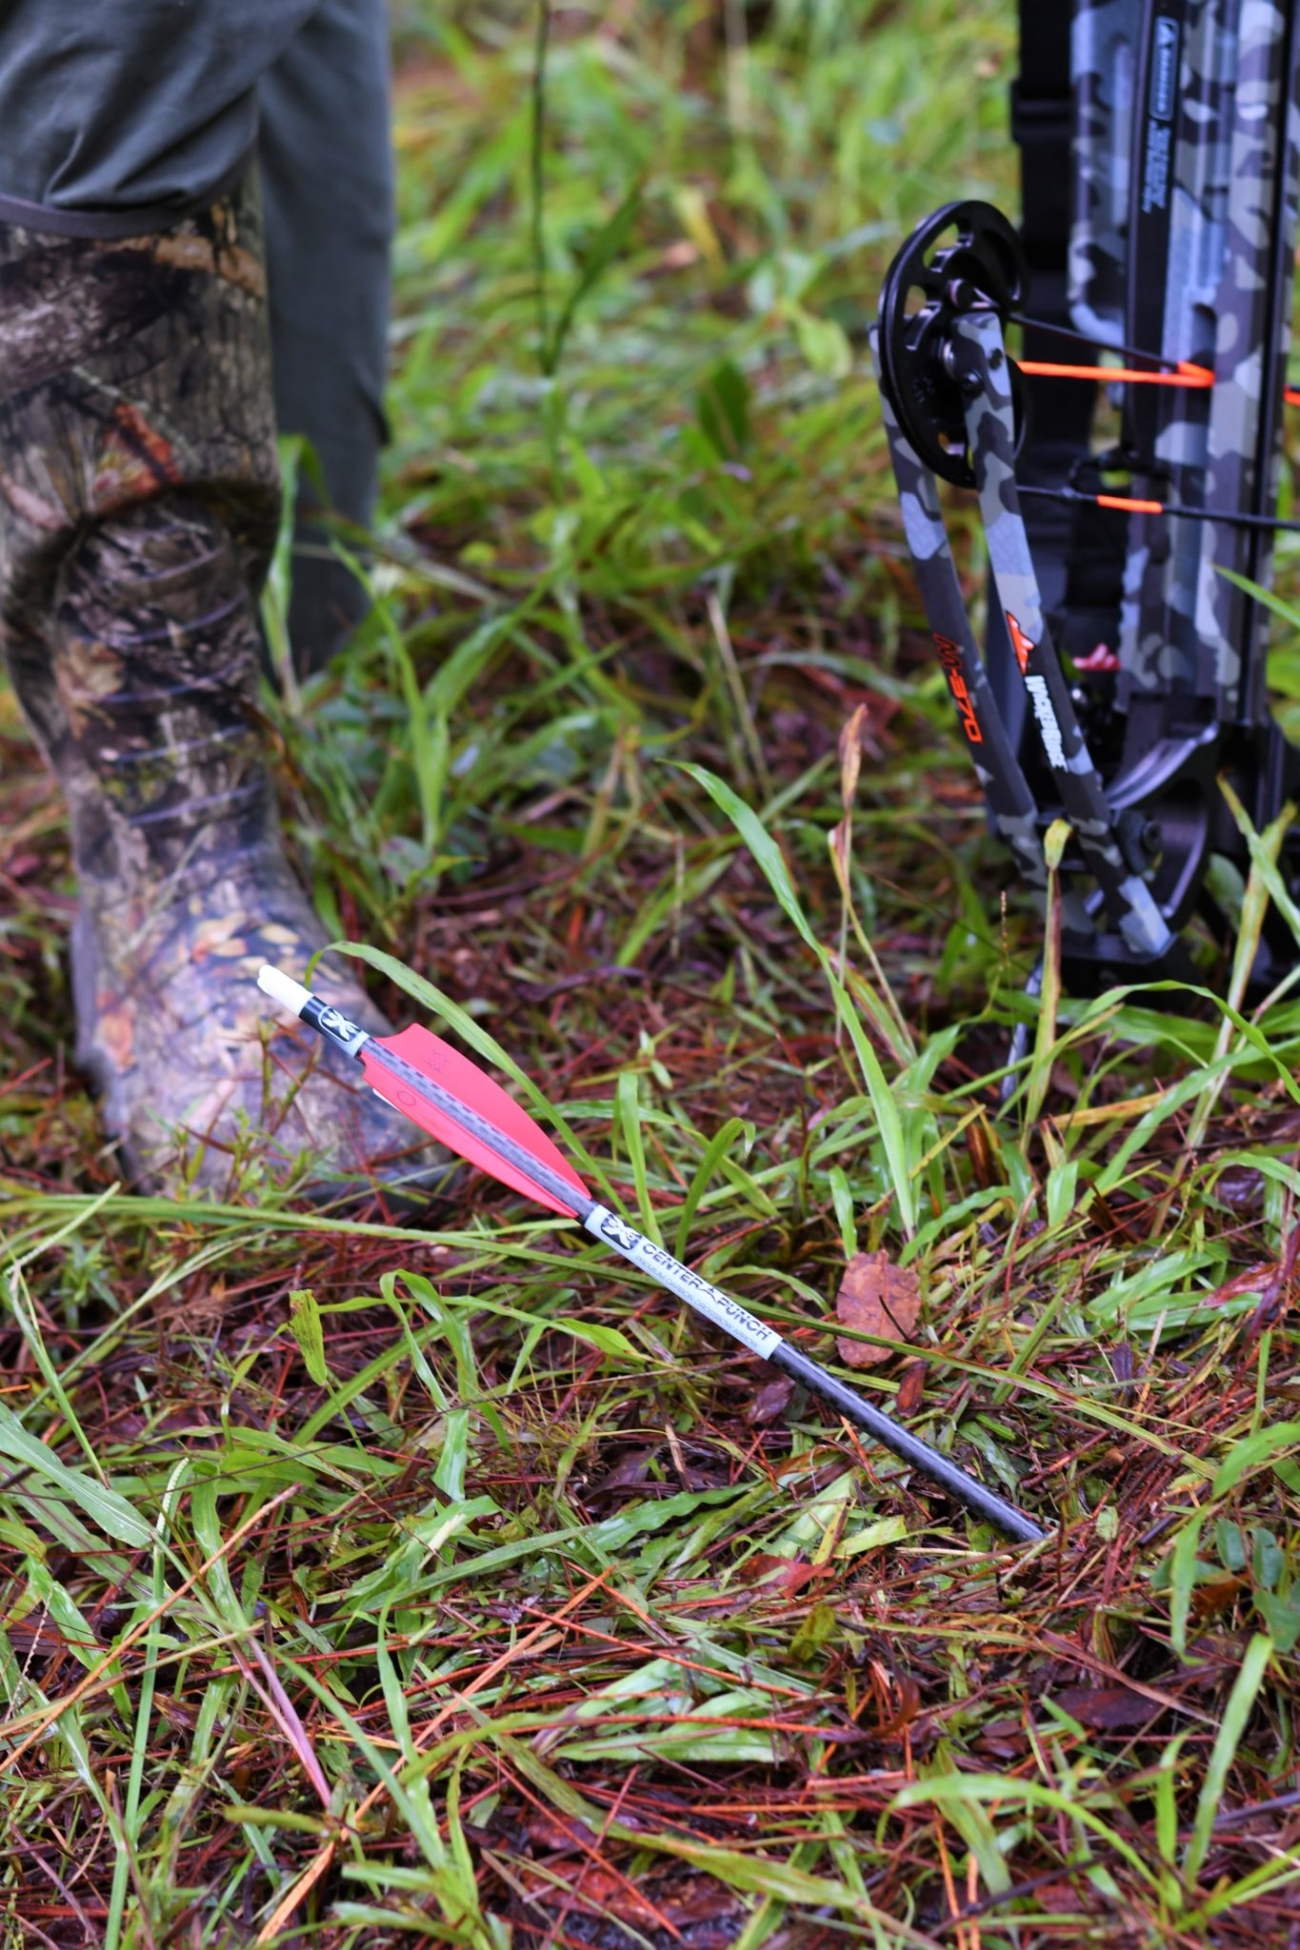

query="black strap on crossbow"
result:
[1010,1,1121,690]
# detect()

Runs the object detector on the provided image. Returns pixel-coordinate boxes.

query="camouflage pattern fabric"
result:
[1068,0,1136,352]
[0,175,443,1198]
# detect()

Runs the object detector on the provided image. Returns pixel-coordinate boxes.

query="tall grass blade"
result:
[1183,1635,1273,1884]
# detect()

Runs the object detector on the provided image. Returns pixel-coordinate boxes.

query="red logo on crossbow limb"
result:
[1006,613,1035,673]
[933,634,983,744]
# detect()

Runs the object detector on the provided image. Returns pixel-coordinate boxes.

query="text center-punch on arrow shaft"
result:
[258,964,1048,1546]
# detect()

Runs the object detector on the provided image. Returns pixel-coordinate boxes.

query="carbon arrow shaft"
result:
[259,966,1047,1545]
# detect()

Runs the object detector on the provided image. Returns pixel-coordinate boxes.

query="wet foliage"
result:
[2,3,1300,1943]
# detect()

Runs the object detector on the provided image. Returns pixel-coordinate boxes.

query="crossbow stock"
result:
[874,0,1300,992]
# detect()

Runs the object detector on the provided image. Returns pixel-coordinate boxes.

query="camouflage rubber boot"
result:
[0,178,448,1201]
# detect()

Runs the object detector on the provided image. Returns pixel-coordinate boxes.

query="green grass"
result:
[3,3,1300,1944]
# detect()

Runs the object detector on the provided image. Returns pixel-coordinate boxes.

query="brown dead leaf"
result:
[835,1251,921,1367]
[1029,1881,1087,1912]
[838,702,867,812]
[1202,1228,1299,1327]
[586,1445,658,1502]
[737,1555,827,1596]
[896,1359,926,1414]
[516,1860,668,1929]
[1191,1574,1249,1622]
[974,1715,1026,1759]
[829,815,852,900]
[523,1809,597,1856]
[746,1375,794,1425]
[1054,1685,1158,1731]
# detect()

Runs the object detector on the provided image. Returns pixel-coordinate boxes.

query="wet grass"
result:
[3,3,1300,1944]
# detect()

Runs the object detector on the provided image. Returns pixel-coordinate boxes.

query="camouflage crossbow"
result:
[872,0,1300,994]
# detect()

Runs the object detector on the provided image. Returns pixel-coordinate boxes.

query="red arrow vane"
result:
[259,965,1046,1545]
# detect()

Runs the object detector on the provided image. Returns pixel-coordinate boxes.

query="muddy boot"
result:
[0,177,450,1202]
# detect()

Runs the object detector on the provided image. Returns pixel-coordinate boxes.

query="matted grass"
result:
[3,4,1300,1945]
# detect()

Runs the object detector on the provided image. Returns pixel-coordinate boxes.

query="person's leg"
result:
[0,4,439,1199]
[0,0,315,222]
[258,0,395,670]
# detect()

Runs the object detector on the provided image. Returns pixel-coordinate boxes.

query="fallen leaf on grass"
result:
[522,1809,598,1856]
[747,1375,794,1424]
[586,1445,657,1500]
[516,1860,673,1930]
[1191,1573,1249,1622]
[1029,1881,1088,1913]
[1054,1685,1158,1730]
[737,1555,826,1596]
[835,1251,921,1367]
[974,1715,1026,1759]
[1203,1229,1300,1326]
[896,1359,926,1413]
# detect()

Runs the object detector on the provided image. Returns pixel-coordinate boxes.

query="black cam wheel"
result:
[877,199,1030,487]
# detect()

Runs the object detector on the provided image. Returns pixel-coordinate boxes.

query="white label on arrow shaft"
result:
[584,1205,781,1359]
